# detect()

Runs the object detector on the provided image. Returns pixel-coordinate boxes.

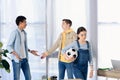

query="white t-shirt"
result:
[18,29,26,58]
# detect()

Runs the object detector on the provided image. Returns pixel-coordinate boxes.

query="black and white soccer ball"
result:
[65,48,78,63]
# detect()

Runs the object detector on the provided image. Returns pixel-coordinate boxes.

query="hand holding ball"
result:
[64,48,78,63]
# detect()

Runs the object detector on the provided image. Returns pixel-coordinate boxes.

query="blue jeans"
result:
[58,61,73,80]
[73,64,88,80]
[12,58,31,80]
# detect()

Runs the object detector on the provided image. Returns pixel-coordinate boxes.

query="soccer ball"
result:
[65,48,78,63]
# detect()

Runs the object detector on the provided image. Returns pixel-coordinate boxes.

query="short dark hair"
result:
[16,16,26,26]
[62,19,72,27]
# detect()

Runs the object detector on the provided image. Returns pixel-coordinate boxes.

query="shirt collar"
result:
[17,28,24,32]
[62,28,73,34]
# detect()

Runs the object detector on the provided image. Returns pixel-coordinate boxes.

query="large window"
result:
[54,0,87,37]
[48,0,87,79]
[98,0,120,80]
[0,0,98,80]
[0,0,46,80]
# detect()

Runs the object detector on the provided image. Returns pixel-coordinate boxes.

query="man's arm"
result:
[47,34,61,55]
[41,34,61,59]
[7,31,16,53]
[7,31,21,60]
[28,49,39,56]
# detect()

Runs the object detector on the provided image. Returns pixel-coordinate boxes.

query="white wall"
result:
[86,0,98,80]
